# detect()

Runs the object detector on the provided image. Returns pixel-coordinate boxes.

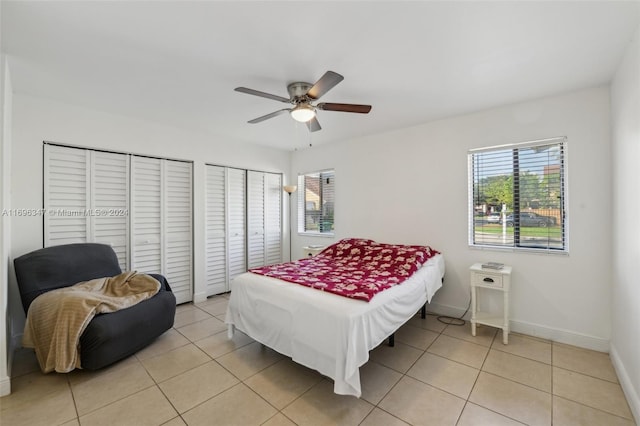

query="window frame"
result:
[296,168,335,237]
[468,137,568,254]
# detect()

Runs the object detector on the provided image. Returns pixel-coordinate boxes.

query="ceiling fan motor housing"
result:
[287,82,313,102]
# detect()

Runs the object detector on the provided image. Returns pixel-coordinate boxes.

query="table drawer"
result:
[472,271,504,288]
[302,246,325,258]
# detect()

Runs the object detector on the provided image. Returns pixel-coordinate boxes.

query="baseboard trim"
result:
[0,318,14,396]
[610,344,640,424]
[510,319,610,352]
[0,374,10,396]
[426,302,609,352]
[426,301,470,320]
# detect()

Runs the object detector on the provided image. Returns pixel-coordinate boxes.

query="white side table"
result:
[302,246,325,258]
[470,263,512,344]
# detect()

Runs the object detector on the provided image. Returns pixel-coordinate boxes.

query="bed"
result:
[225,238,445,397]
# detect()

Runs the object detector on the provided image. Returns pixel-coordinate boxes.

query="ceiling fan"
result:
[234,71,372,132]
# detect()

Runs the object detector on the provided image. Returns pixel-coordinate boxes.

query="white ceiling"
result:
[2,1,639,151]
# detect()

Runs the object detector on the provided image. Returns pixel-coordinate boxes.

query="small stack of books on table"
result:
[481,262,504,270]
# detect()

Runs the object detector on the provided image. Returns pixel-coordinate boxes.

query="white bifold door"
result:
[228,168,247,284]
[44,144,129,271]
[205,167,281,296]
[131,156,193,304]
[247,171,282,269]
[205,166,246,296]
[44,144,193,304]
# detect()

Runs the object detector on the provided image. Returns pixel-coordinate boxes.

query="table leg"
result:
[471,286,477,337]
[503,290,509,344]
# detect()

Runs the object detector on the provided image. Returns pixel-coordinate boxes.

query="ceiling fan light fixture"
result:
[290,104,316,123]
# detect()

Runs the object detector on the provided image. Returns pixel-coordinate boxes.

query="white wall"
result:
[292,86,613,351]
[1,55,14,396]
[610,25,640,422]
[7,93,291,347]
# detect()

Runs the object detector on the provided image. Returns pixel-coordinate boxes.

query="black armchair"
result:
[14,243,176,370]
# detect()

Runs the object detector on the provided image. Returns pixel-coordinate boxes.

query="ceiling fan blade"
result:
[317,103,372,114]
[248,109,291,124]
[306,71,344,100]
[306,116,322,132]
[235,87,291,103]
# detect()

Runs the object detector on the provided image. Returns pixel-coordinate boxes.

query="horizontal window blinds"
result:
[468,138,566,252]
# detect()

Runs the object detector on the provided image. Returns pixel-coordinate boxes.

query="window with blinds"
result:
[297,169,335,235]
[468,137,566,252]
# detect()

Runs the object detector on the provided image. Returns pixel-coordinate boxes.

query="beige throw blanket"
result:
[22,271,160,373]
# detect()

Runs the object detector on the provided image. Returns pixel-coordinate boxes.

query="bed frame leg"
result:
[388,334,395,347]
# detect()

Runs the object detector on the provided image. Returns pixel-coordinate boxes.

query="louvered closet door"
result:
[247,171,283,268]
[264,172,282,265]
[205,165,227,296]
[45,145,129,269]
[247,171,266,269]
[164,160,193,304]
[228,168,246,285]
[91,151,129,270]
[44,145,90,246]
[130,156,162,275]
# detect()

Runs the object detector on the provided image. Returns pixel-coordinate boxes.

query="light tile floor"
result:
[1,294,636,426]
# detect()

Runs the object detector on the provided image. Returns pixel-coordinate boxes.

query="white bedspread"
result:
[225,253,445,397]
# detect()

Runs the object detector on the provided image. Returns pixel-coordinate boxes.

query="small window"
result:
[297,169,335,235]
[468,138,566,252]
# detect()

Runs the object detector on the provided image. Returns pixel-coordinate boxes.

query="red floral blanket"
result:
[250,238,439,302]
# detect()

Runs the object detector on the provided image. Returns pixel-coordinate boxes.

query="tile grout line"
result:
[362,314,451,426]
[552,394,637,424]
[142,302,293,423]
[65,374,81,424]
[453,323,495,426]
[6,300,635,426]
[136,332,223,422]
